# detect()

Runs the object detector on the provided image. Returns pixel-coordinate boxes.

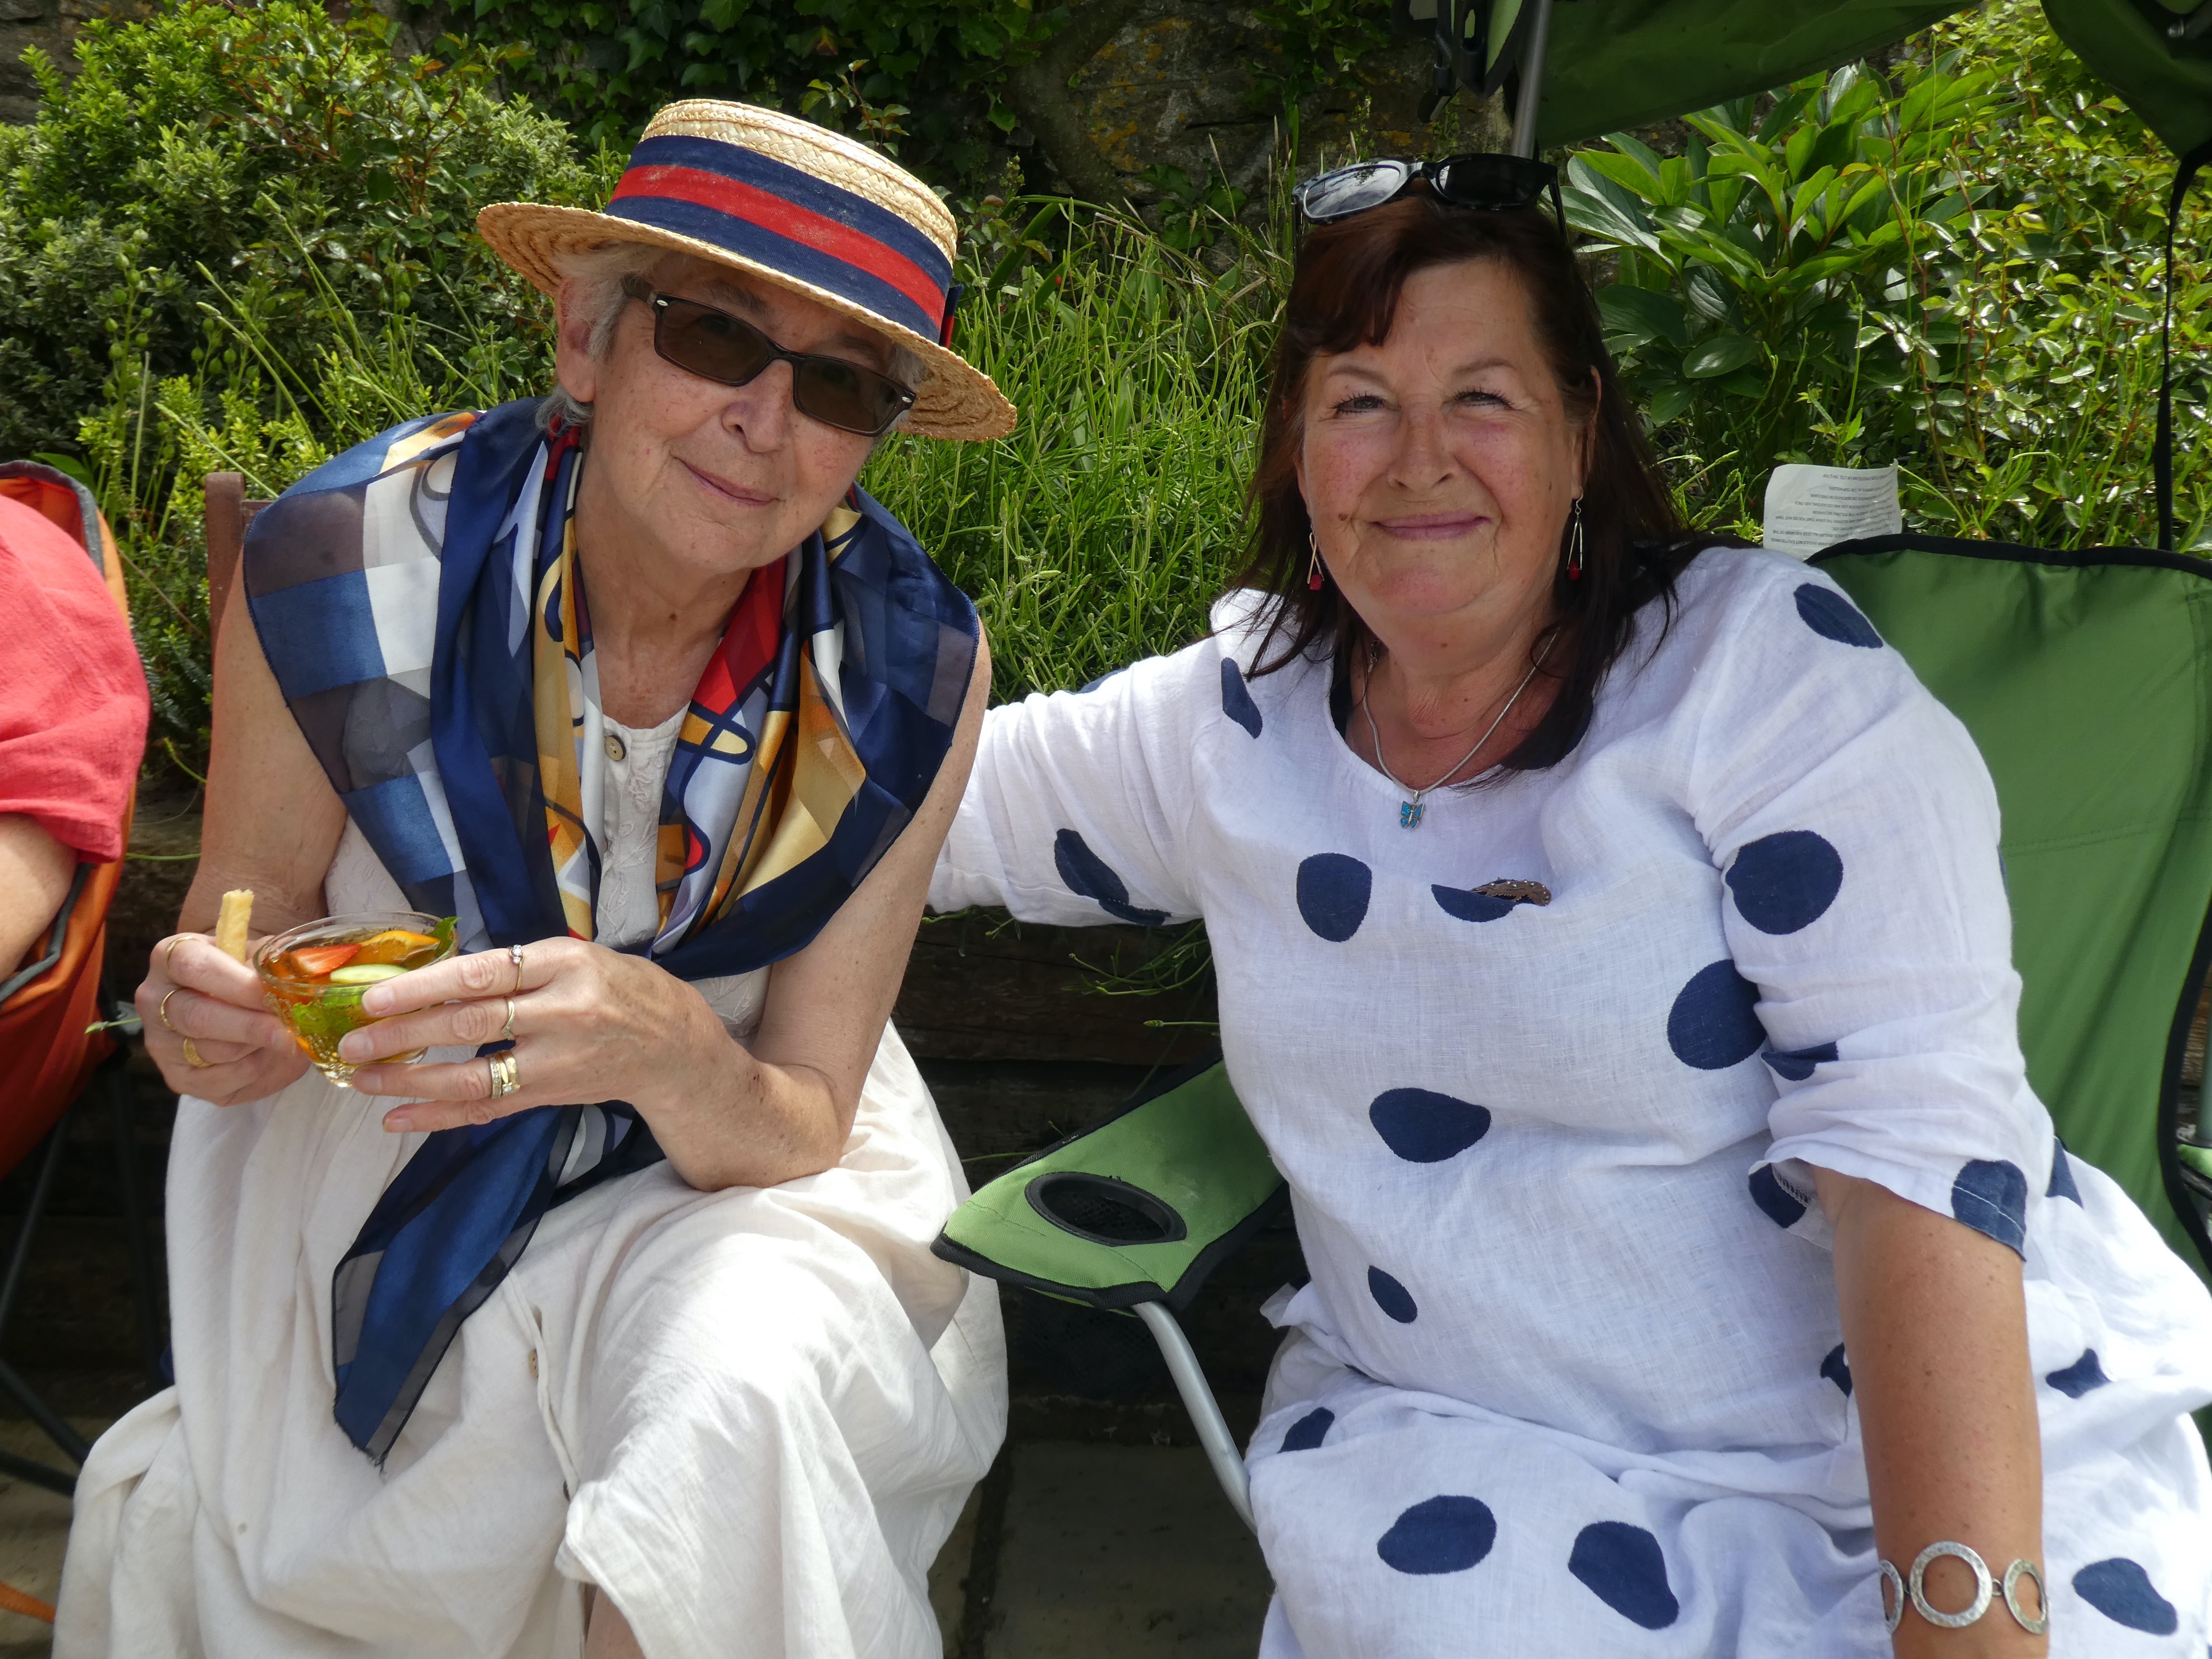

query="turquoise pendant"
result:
[1400,799,1424,830]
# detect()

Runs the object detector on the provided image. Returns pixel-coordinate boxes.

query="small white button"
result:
[603,733,626,763]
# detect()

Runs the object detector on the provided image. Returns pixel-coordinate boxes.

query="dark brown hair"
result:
[1237,187,1710,771]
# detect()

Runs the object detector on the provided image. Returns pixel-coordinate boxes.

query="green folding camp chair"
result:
[933,535,2212,1525]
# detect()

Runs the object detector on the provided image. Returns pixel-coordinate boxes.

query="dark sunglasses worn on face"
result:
[647,292,918,438]
[1294,153,1565,231]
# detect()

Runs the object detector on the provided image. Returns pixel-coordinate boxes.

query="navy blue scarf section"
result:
[244,399,977,1460]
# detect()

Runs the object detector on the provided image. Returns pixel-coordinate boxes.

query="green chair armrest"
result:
[933,1056,1286,1311]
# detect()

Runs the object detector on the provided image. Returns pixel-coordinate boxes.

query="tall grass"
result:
[866,215,1279,698]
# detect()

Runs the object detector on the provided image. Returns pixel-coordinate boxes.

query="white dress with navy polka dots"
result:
[931,548,2212,1655]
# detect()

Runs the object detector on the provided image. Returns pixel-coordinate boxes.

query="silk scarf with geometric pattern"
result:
[244,396,977,1459]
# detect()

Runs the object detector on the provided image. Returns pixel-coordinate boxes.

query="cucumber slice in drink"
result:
[326,962,408,985]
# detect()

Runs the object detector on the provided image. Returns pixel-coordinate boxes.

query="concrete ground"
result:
[0,1422,94,1659]
[0,1425,1270,1659]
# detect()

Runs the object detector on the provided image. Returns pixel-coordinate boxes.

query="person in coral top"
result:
[0,481,149,975]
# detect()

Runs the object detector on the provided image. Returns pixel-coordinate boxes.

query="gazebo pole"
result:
[1509,0,1556,158]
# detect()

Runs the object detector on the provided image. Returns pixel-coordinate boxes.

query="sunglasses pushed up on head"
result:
[646,292,918,438]
[1294,153,1564,230]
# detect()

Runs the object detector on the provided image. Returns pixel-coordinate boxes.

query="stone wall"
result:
[0,0,141,124]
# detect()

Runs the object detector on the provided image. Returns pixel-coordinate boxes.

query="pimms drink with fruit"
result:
[256,911,458,1086]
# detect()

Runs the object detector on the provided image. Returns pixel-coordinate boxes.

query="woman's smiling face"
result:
[1295,257,1589,647]
[556,253,886,581]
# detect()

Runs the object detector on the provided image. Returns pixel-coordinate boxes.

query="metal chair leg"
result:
[0,1117,67,1340]
[0,1110,96,1475]
[1133,1300,1256,1532]
[99,1055,164,1391]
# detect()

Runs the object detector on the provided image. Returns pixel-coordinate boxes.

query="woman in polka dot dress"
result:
[930,178,2212,1654]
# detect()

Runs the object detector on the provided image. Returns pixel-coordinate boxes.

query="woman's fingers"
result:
[145,981,292,1052]
[337,993,513,1064]
[159,933,269,1010]
[351,1050,542,1132]
[359,939,562,1019]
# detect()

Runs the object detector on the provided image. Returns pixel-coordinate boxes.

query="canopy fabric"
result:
[1465,0,2212,159]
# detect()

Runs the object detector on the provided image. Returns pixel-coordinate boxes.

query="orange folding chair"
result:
[0,461,163,1497]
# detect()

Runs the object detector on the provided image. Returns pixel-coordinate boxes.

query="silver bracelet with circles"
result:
[1878,1542,2048,1636]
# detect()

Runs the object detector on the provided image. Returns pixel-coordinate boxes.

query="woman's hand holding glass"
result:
[138,934,308,1106]
[338,936,744,1137]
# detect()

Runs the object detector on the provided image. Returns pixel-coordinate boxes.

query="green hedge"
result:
[0,0,615,464]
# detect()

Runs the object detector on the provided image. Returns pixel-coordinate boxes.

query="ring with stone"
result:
[486,1050,521,1100]
[507,942,526,991]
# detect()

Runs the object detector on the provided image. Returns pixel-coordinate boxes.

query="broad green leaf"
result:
[1683,332,1762,379]
[1597,284,1691,350]
[1579,149,1666,206]
[1645,382,1695,426]
[1608,132,1668,194]
[1683,264,1740,325]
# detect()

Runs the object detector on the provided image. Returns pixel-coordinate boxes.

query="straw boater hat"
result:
[478,100,1016,441]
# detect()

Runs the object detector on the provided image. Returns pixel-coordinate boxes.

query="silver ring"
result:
[2002,1559,2049,1636]
[1909,1541,1994,1630]
[486,1050,520,1099]
[1877,1560,1904,1634]
[507,942,526,990]
[501,997,517,1042]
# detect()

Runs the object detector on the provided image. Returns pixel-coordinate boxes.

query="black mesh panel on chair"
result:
[1026,1172,1190,1246]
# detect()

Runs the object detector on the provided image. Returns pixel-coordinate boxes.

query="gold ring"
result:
[159,987,185,1032]
[486,1050,520,1099]
[162,935,193,974]
[501,998,517,1042]
[507,942,526,992]
[180,1036,211,1068]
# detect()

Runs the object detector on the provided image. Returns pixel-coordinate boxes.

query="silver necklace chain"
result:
[1360,640,1552,827]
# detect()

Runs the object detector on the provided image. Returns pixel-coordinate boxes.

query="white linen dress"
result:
[57,707,1007,1659]
[929,547,2212,1655]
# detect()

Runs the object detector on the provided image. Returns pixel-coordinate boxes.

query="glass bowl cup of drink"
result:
[256,911,459,1087]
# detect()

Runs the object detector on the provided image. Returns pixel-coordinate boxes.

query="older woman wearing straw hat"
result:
[58,103,1012,1659]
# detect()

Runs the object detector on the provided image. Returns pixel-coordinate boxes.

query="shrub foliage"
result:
[0,0,612,463]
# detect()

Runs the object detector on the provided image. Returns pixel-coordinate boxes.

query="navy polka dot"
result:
[1053,830,1169,925]
[1296,853,1371,942]
[1280,1407,1334,1453]
[2074,1559,2178,1635]
[1377,1495,1496,1575]
[1220,659,1262,737]
[1795,583,1883,648]
[1368,1266,1418,1324]
[1668,961,1765,1070]
[1951,1159,2028,1254]
[1748,1165,1808,1229]
[1820,1343,1852,1397]
[1431,886,1515,922]
[2048,1139,2082,1204]
[1568,1521,1680,1629]
[1762,1042,1837,1082]
[2046,1349,2109,1399]
[1726,831,1843,934]
[1370,1088,1492,1162]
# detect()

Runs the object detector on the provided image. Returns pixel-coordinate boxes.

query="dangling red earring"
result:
[1308,529,1326,591]
[1565,497,1585,582]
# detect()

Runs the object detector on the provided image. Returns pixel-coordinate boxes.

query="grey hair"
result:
[542,240,929,441]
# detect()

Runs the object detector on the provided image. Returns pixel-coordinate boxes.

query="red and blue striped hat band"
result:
[478,101,1016,441]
